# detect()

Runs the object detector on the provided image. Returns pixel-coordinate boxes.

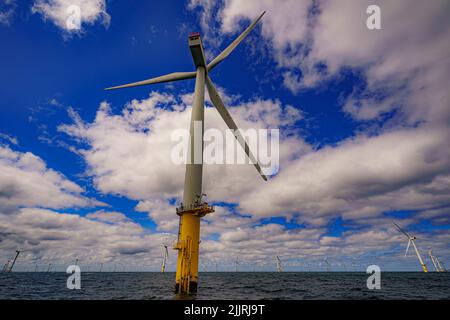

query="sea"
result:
[0,272,449,300]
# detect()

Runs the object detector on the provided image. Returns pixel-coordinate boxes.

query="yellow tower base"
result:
[421,264,428,273]
[174,202,214,294]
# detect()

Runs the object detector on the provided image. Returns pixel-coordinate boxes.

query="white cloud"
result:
[0,132,18,145]
[185,0,450,227]
[0,0,16,26]
[0,207,171,269]
[240,126,450,223]
[0,145,102,213]
[2,205,448,271]
[31,0,110,33]
[58,91,305,206]
[220,0,310,51]
[135,199,178,232]
[86,210,131,224]
[59,87,450,230]
[194,0,450,128]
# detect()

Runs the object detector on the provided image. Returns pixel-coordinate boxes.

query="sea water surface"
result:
[0,272,449,300]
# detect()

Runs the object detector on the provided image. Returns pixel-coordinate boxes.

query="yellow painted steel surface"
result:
[175,213,200,294]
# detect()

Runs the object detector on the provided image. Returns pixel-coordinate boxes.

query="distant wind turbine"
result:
[428,250,441,272]
[2,259,10,273]
[323,258,330,272]
[276,256,283,272]
[393,221,428,272]
[161,244,169,273]
[235,257,240,272]
[7,250,22,272]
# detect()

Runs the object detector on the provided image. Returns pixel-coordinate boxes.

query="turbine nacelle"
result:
[188,32,206,68]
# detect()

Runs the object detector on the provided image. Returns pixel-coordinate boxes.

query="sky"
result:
[0,0,449,272]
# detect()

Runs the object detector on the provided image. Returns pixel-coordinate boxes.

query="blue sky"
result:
[0,0,449,272]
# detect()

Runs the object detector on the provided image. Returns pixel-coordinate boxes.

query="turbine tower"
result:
[437,256,446,272]
[105,12,267,294]
[235,257,240,272]
[436,258,446,272]
[7,250,22,272]
[393,221,428,272]
[323,258,330,272]
[161,244,169,273]
[276,256,283,272]
[2,259,10,273]
[428,250,440,272]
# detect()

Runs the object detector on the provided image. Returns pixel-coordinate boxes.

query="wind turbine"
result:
[276,256,283,272]
[105,12,267,294]
[428,250,441,272]
[235,257,240,272]
[7,250,22,272]
[323,258,330,272]
[436,258,446,272]
[393,221,428,272]
[2,259,10,273]
[161,244,169,273]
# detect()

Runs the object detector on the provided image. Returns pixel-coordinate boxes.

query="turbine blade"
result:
[207,11,265,71]
[105,71,196,90]
[405,239,411,256]
[392,221,411,238]
[206,76,267,181]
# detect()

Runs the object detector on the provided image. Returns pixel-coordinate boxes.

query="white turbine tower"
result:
[393,221,428,272]
[428,250,440,272]
[7,250,22,273]
[276,256,283,272]
[161,244,169,273]
[323,258,330,272]
[436,258,446,272]
[2,259,10,273]
[235,257,240,272]
[105,12,267,294]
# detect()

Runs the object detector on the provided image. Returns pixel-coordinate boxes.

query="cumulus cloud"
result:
[86,210,131,224]
[31,0,110,34]
[0,0,16,26]
[240,126,450,222]
[194,0,450,126]
[0,145,173,270]
[0,132,18,145]
[0,207,170,270]
[58,89,449,229]
[53,87,450,269]
[135,199,178,232]
[58,91,306,205]
[182,0,450,265]
[0,145,102,213]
